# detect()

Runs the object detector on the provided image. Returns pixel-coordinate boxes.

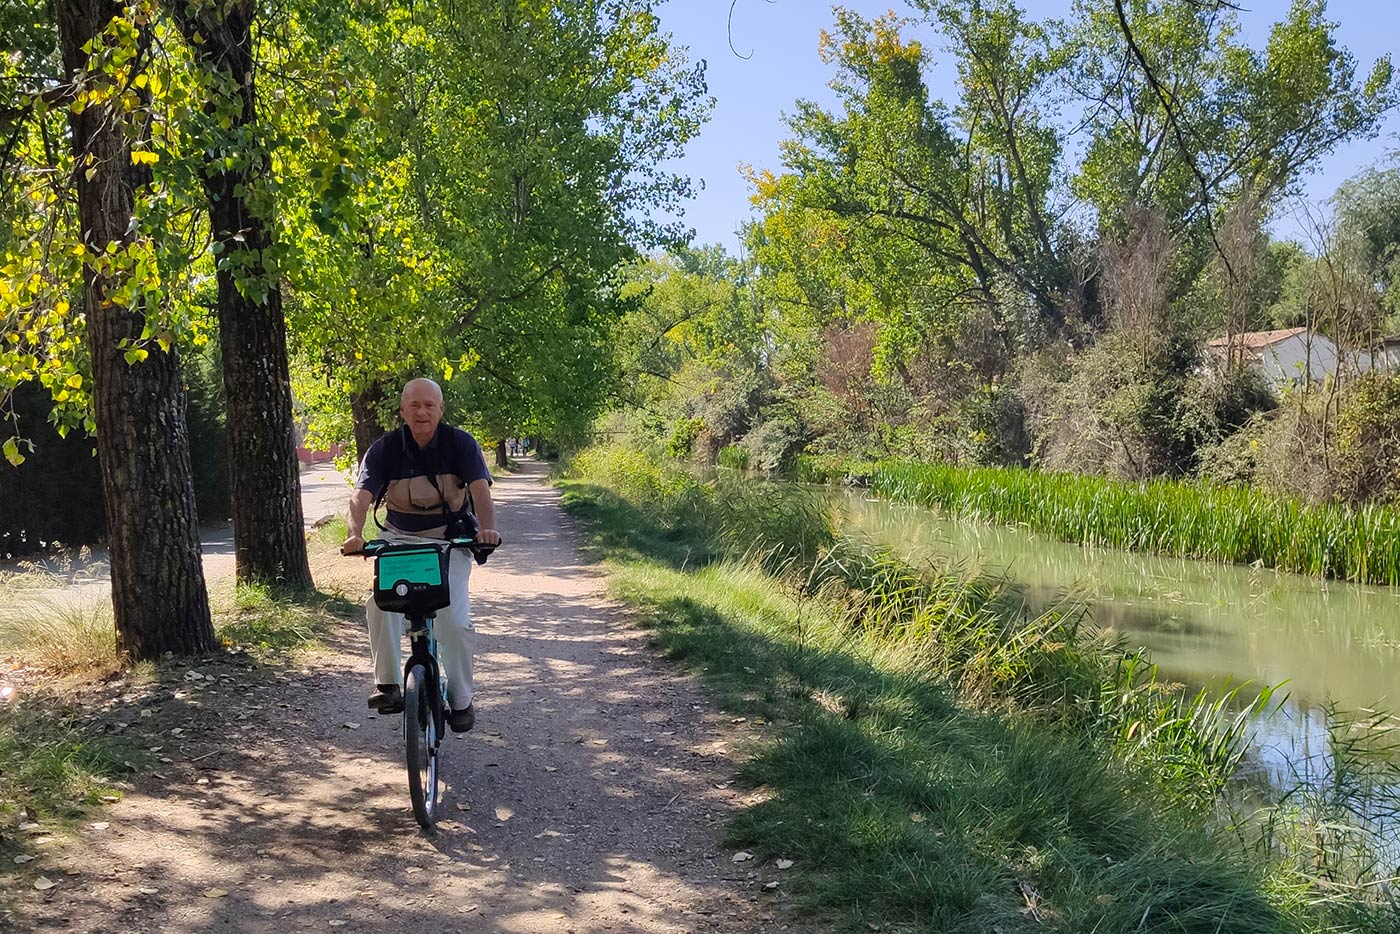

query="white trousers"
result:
[366,531,476,710]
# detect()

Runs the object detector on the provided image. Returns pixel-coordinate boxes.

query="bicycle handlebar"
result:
[345,537,500,565]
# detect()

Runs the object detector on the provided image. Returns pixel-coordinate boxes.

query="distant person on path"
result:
[341,378,501,732]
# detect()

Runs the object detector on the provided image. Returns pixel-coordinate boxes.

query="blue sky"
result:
[651,0,1400,250]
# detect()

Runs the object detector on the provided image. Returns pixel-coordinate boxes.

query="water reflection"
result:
[838,494,1400,715]
[837,492,1400,858]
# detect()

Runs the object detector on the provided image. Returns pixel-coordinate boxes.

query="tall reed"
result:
[873,460,1400,585]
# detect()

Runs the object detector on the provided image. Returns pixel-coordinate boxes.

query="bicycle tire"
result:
[403,664,440,830]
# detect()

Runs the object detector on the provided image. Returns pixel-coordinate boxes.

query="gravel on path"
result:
[12,460,796,933]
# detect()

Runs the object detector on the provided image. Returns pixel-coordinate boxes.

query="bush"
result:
[956,383,1029,467]
[1196,414,1267,486]
[739,406,806,474]
[664,416,704,460]
[715,445,748,470]
[185,340,232,522]
[0,383,104,556]
[1334,374,1400,502]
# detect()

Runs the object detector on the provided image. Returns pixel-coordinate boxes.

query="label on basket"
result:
[376,550,444,589]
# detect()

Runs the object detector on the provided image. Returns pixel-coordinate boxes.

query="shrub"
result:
[664,416,704,460]
[1333,374,1400,502]
[716,445,748,470]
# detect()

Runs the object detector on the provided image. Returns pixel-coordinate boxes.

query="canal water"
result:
[835,492,1400,799]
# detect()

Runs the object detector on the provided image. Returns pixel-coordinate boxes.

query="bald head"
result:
[401,378,445,446]
[402,377,443,404]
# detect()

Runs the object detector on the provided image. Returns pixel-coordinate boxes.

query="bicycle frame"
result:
[403,612,448,743]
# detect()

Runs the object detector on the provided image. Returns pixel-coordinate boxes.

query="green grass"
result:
[871,460,1400,585]
[215,580,357,658]
[556,445,1400,932]
[0,695,138,844]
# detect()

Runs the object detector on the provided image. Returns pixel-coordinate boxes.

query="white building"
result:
[1204,327,1339,387]
[1346,335,1400,375]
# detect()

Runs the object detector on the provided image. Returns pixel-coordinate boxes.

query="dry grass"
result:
[0,585,121,679]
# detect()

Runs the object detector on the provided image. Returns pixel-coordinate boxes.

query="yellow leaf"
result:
[65,373,83,389]
[130,150,159,166]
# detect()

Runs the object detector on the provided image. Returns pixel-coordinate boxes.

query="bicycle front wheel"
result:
[403,664,440,830]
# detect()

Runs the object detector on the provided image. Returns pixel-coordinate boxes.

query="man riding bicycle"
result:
[341,378,501,733]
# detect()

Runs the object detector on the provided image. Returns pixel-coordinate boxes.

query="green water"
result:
[838,493,1400,711]
[837,492,1400,798]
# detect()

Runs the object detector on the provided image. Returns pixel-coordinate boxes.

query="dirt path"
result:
[13,461,787,932]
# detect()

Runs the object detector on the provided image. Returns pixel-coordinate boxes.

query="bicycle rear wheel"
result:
[403,664,440,829]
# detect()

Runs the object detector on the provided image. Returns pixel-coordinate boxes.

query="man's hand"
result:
[476,528,501,546]
[341,534,366,556]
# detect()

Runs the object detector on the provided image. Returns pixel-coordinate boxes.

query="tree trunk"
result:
[58,0,213,660]
[169,0,311,588]
[494,437,508,469]
[350,384,389,466]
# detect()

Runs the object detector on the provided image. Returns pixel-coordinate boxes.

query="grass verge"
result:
[557,448,1399,933]
[0,696,140,837]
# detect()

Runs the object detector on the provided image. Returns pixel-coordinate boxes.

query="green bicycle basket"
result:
[372,544,451,614]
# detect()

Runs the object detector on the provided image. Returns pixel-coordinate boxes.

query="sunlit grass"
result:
[558,444,1400,932]
[213,578,356,658]
[0,590,121,678]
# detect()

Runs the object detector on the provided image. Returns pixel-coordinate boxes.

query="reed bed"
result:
[871,460,1400,585]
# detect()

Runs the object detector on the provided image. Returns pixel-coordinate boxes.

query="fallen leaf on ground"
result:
[203,887,229,898]
[138,887,159,895]
[329,922,348,927]
[343,722,360,730]
[544,766,558,772]
[732,851,753,863]
[13,855,35,864]
[33,877,57,891]
[495,806,513,821]
[89,822,109,831]
[776,859,794,870]
[764,881,779,890]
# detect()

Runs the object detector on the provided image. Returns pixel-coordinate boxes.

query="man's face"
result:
[401,383,444,438]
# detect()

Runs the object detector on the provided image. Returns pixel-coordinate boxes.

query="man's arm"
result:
[342,488,374,555]
[469,478,500,546]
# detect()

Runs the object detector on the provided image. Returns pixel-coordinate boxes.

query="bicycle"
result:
[350,535,496,830]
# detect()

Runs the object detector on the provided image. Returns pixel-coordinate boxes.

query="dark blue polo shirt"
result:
[357,425,492,535]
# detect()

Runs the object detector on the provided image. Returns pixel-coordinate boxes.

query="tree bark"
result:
[350,384,389,466]
[57,0,213,660]
[168,0,311,588]
[494,437,508,469]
